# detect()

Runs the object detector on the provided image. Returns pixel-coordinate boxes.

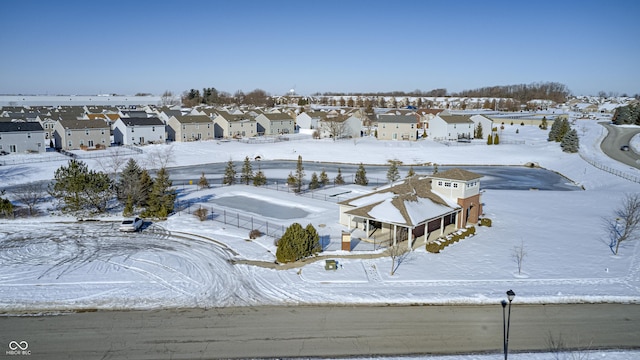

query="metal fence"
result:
[580,154,640,184]
[0,145,143,166]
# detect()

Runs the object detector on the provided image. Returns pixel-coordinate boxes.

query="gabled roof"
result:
[438,114,474,124]
[172,115,212,124]
[341,176,459,227]
[0,122,44,133]
[57,119,110,130]
[118,117,164,126]
[259,112,294,121]
[377,114,418,124]
[431,168,482,181]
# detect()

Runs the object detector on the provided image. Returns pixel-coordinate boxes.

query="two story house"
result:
[376,114,419,141]
[0,122,46,153]
[254,112,295,136]
[166,115,213,142]
[213,111,257,139]
[112,117,165,145]
[53,119,110,150]
[429,114,475,141]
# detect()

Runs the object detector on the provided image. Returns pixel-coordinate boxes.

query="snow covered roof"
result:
[341,175,461,227]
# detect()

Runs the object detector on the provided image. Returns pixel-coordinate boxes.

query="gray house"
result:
[0,122,46,153]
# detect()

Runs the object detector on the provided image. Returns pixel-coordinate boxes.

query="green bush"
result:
[480,218,492,227]
[426,226,476,253]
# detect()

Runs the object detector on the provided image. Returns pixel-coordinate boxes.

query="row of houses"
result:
[0,102,533,154]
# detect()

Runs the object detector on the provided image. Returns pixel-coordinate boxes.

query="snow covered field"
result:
[1,117,640,314]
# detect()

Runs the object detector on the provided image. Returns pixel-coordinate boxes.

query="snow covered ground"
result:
[1,116,639,314]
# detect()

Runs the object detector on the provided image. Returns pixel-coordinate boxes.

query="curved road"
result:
[2,304,639,359]
[600,122,640,169]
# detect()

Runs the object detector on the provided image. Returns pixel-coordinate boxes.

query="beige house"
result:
[166,115,213,142]
[53,119,111,150]
[254,112,295,135]
[213,111,257,139]
[339,168,483,250]
[376,114,419,140]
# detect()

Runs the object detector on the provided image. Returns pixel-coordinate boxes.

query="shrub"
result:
[249,229,262,239]
[480,218,492,227]
[194,207,208,221]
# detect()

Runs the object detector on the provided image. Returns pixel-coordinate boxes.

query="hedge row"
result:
[426,226,476,253]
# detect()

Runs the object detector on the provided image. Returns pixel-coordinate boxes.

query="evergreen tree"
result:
[540,116,548,130]
[561,128,579,153]
[241,156,253,185]
[548,118,560,141]
[386,160,400,183]
[138,169,153,209]
[475,122,483,139]
[123,195,134,217]
[406,166,416,178]
[117,158,142,203]
[355,163,368,186]
[143,167,176,219]
[487,133,493,145]
[252,169,267,186]
[287,172,297,188]
[319,169,329,186]
[334,168,345,185]
[223,159,236,185]
[295,155,305,193]
[49,159,113,215]
[494,132,500,144]
[556,118,570,142]
[433,164,439,174]
[275,223,320,263]
[198,172,209,189]
[309,172,320,190]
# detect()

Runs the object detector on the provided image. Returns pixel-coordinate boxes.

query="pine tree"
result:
[117,158,143,203]
[138,169,153,209]
[556,118,570,142]
[494,133,500,144]
[309,172,320,190]
[548,118,560,141]
[143,167,176,219]
[319,169,329,186]
[433,164,439,174]
[561,128,579,153]
[475,122,483,139]
[287,172,297,188]
[252,169,267,186]
[241,156,253,185]
[123,195,134,217]
[295,155,304,193]
[276,223,321,263]
[387,160,400,183]
[304,223,320,255]
[355,163,368,186]
[198,172,209,189]
[223,159,236,185]
[406,166,416,178]
[334,168,345,185]
[487,133,493,145]
[540,116,548,130]
[48,159,113,215]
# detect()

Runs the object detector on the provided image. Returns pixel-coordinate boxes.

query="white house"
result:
[469,114,493,138]
[296,110,326,130]
[112,117,165,145]
[429,114,475,141]
[0,122,46,153]
[317,114,362,139]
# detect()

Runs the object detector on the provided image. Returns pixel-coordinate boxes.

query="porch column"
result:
[440,217,445,236]
[366,219,370,237]
[393,224,397,246]
[455,211,460,229]
[347,215,352,231]
[408,226,413,250]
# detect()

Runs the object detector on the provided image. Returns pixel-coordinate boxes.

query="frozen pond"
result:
[212,196,310,220]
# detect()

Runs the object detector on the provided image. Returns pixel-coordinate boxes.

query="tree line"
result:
[612,103,640,125]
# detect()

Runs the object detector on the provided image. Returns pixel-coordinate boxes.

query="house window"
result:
[453,183,458,188]
[382,124,385,128]
[67,131,72,137]
[183,134,186,139]
[207,124,210,128]
[85,130,89,135]
[68,141,72,147]
[182,125,186,130]
[101,129,105,135]
[444,182,451,187]
[437,181,443,186]
[27,133,31,138]
[152,127,155,132]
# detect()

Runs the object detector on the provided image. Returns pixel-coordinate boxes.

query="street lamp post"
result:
[502,289,516,360]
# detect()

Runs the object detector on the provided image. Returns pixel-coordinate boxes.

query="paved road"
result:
[2,304,639,359]
[600,122,640,169]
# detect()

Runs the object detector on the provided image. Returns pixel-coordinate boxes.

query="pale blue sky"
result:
[1,0,638,97]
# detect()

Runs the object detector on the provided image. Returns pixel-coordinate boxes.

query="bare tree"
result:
[144,144,175,170]
[94,146,131,179]
[512,239,526,275]
[388,243,406,276]
[604,193,640,255]
[321,119,349,141]
[160,90,180,107]
[13,183,47,216]
[546,332,593,360]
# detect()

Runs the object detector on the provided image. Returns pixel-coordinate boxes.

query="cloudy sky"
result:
[1,0,638,97]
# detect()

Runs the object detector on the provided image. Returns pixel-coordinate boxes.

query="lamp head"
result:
[507,289,516,302]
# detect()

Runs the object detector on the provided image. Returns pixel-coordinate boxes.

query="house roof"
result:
[431,168,482,182]
[57,119,110,130]
[172,115,212,124]
[119,117,164,126]
[260,112,294,121]
[438,115,474,124]
[0,122,44,132]
[341,175,460,227]
[377,114,418,124]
